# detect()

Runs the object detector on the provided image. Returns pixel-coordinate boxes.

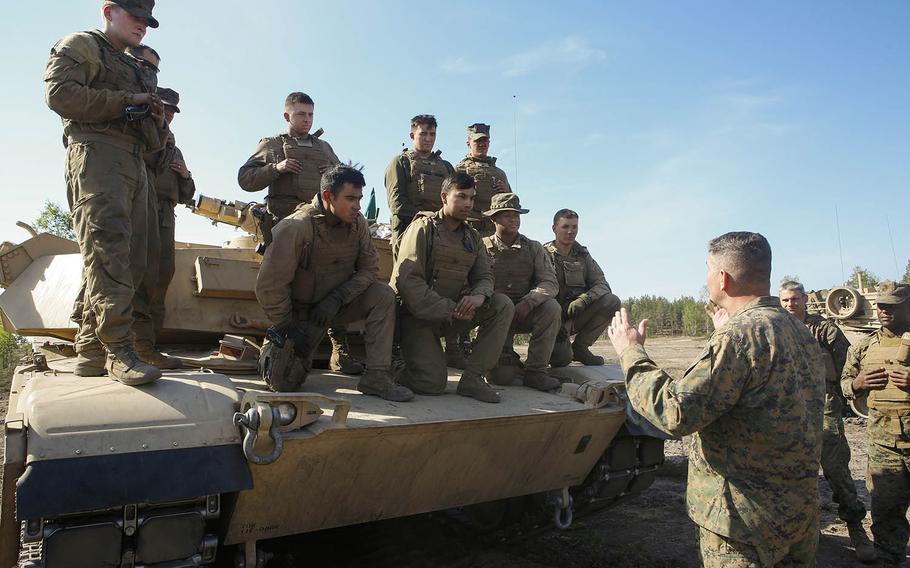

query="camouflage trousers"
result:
[398,293,514,394]
[698,525,818,568]
[132,196,176,352]
[820,393,866,523]
[867,438,910,564]
[503,298,561,372]
[561,293,622,347]
[67,137,149,351]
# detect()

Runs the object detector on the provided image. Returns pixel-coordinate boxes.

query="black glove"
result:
[567,296,590,319]
[311,292,344,328]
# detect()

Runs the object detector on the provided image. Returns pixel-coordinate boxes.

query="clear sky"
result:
[1,1,907,299]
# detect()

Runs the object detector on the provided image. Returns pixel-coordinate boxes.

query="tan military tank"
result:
[0,198,665,568]
[806,279,881,345]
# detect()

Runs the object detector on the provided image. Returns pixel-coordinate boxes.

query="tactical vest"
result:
[864,336,910,409]
[290,209,360,305]
[405,150,449,212]
[458,155,506,216]
[485,235,535,302]
[65,31,156,147]
[276,136,332,204]
[424,215,477,301]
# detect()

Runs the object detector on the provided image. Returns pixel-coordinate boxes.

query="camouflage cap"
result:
[111,0,159,28]
[483,193,528,217]
[876,281,910,305]
[156,87,180,112]
[468,123,490,141]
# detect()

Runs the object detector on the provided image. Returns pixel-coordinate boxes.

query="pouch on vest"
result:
[865,336,910,409]
[487,240,534,302]
[282,138,329,203]
[428,222,476,301]
[563,260,587,288]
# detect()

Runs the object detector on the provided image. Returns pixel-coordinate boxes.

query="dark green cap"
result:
[483,193,528,217]
[468,123,490,141]
[156,87,180,112]
[111,0,159,28]
[876,281,910,305]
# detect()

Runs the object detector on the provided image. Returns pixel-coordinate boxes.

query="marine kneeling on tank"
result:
[482,193,561,391]
[545,209,622,366]
[392,172,514,403]
[255,165,414,402]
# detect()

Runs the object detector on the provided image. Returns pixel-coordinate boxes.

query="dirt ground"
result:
[0,338,894,567]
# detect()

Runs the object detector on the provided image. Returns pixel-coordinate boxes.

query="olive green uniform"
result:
[842,328,910,565]
[45,30,167,353]
[544,240,622,353]
[483,233,560,372]
[455,155,510,237]
[392,210,513,394]
[255,199,394,373]
[621,297,825,566]
[802,314,866,525]
[384,150,454,258]
[238,133,340,220]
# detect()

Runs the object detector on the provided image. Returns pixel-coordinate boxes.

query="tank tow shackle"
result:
[234,405,285,466]
[552,487,574,530]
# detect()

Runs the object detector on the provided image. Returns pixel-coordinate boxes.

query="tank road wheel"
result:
[825,287,862,319]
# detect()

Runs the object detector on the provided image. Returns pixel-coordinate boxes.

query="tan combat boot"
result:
[846,521,876,563]
[522,369,561,392]
[357,369,414,402]
[572,343,604,366]
[138,349,182,370]
[74,347,107,377]
[107,347,162,386]
[456,371,501,403]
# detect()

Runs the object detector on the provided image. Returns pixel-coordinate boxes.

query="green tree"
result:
[33,200,75,240]
[780,274,801,285]
[902,260,910,285]
[847,266,879,291]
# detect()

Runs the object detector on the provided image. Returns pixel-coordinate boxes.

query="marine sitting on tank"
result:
[454,123,510,237]
[255,165,414,402]
[392,172,514,403]
[482,193,561,392]
[545,209,622,367]
[841,281,910,567]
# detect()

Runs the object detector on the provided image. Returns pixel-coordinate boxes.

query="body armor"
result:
[289,206,360,305]
[422,214,477,301]
[864,336,910,408]
[484,235,535,302]
[279,136,332,204]
[405,150,450,212]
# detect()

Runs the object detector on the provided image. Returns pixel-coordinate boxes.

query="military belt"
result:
[67,133,144,157]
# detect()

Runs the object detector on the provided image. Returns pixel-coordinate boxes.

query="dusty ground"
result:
[0,338,894,567]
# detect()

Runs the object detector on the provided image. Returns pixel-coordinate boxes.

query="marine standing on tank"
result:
[255,165,413,402]
[482,193,561,392]
[238,92,362,376]
[608,231,825,567]
[392,172,514,403]
[779,280,874,562]
[841,281,910,567]
[545,209,622,366]
[45,0,167,385]
[454,123,510,237]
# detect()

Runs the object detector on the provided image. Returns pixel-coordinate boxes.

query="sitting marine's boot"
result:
[106,347,162,386]
[445,342,468,370]
[549,340,573,368]
[846,521,876,563]
[572,343,605,366]
[489,350,524,386]
[138,349,182,370]
[522,369,561,392]
[74,347,107,377]
[456,371,501,404]
[357,369,414,402]
[329,332,364,376]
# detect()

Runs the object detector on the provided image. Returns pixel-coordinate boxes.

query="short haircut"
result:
[320,165,365,197]
[442,172,475,194]
[553,208,579,226]
[779,280,806,295]
[128,44,160,62]
[411,114,437,131]
[285,92,314,108]
[708,231,772,290]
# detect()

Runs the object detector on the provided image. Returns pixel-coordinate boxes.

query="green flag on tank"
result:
[366,187,378,222]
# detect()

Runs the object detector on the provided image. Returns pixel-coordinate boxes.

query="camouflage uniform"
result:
[620,297,825,566]
[384,150,454,258]
[544,240,622,363]
[392,210,513,395]
[802,314,867,525]
[238,132,340,220]
[45,29,167,356]
[255,199,394,375]
[842,326,910,565]
[455,124,511,237]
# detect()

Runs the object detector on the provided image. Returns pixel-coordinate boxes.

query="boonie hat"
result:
[468,123,490,141]
[157,87,180,112]
[112,0,159,29]
[483,193,529,217]
[876,281,910,305]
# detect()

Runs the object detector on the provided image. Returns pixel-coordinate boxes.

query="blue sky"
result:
[1,1,907,298]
